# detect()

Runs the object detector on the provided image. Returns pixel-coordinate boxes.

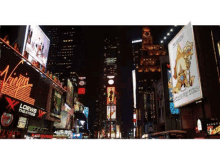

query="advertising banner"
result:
[107,87,116,106]
[83,107,89,119]
[53,111,68,129]
[0,41,50,110]
[66,79,74,107]
[168,22,203,108]
[72,133,82,139]
[107,106,116,120]
[50,89,62,119]
[78,88,85,95]
[22,25,50,68]
[17,117,27,129]
[0,94,47,119]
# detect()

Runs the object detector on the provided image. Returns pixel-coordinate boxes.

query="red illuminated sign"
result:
[1,112,14,127]
[40,134,53,139]
[0,129,21,138]
[38,110,46,118]
[0,59,35,105]
[78,88,85,94]
[5,97,20,111]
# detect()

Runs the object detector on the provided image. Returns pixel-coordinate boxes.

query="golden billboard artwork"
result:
[107,87,116,106]
[173,42,195,94]
[168,22,203,108]
[0,59,35,105]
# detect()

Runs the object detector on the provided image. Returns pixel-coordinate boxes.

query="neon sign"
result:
[0,59,35,105]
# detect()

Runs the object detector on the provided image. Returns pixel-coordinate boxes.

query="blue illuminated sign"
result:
[170,102,179,114]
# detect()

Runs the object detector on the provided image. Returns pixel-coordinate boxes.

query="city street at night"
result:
[1,24,220,140]
[1,1,220,165]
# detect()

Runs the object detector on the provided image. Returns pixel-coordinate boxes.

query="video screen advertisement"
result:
[22,25,50,69]
[53,104,71,129]
[66,79,74,107]
[0,40,50,110]
[168,22,203,108]
[107,106,116,120]
[107,87,116,106]
[83,107,89,119]
[167,69,179,114]
[50,89,62,119]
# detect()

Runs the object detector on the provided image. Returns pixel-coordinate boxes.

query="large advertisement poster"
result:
[168,22,203,108]
[107,87,116,106]
[22,25,50,68]
[107,106,116,120]
[66,79,74,107]
[53,111,68,129]
[50,89,62,119]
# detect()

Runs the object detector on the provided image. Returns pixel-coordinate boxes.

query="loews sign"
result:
[0,94,46,119]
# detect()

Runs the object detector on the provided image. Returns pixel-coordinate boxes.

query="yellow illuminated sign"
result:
[0,59,35,105]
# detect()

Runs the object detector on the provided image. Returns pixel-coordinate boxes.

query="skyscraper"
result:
[98,28,122,139]
[43,26,87,85]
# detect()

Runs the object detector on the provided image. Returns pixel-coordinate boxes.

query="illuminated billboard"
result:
[54,110,68,129]
[83,107,89,119]
[0,41,50,110]
[107,87,116,106]
[170,102,179,114]
[50,89,62,119]
[0,94,47,119]
[167,69,179,114]
[17,117,27,129]
[168,22,203,108]
[78,88,85,95]
[22,25,50,68]
[132,70,136,108]
[107,106,116,120]
[66,79,74,107]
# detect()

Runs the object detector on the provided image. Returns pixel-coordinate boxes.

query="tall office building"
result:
[98,28,122,138]
[43,26,87,85]
[132,27,167,137]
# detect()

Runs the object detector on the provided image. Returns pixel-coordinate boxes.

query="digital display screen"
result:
[66,79,74,107]
[107,87,116,106]
[50,89,62,119]
[17,117,27,129]
[53,110,68,129]
[22,25,50,69]
[107,106,116,120]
